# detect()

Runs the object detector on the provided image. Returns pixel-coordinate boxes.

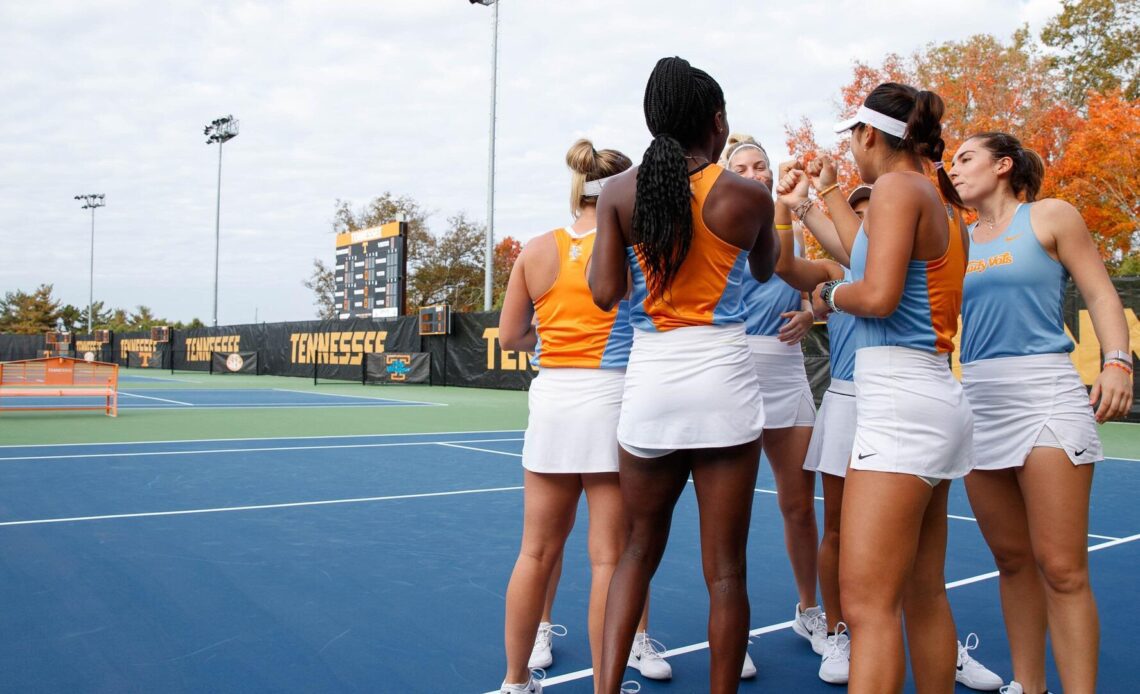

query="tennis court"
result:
[0,369,1136,692]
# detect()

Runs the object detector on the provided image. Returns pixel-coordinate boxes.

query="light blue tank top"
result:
[960,203,1072,363]
[827,266,857,381]
[849,220,963,354]
[742,242,802,336]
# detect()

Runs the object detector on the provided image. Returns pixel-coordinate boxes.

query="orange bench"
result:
[0,357,119,417]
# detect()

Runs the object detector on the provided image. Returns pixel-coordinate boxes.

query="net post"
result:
[209,352,215,374]
[313,355,318,386]
[362,353,368,385]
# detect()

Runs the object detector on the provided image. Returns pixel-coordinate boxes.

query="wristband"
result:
[793,198,814,221]
[1104,350,1131,364]
[817,183,840,198]
[819,279,848,314]
[1105,361,1133,376]
[775,224,793,231]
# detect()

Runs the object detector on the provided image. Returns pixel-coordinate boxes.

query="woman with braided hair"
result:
[589,56,778,694]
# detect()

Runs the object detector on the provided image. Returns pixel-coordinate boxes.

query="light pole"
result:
[470,0,498,310]
[73,194,105,334]
[204,115,239,327]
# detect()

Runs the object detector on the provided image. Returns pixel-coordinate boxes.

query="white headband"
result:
[726,142,766,162]
[582,174,618,197]
[833,105,908,139]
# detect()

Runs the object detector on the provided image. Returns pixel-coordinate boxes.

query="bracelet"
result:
[775,223,793,231]
[817,183,840,198]
[1104,361,1133,376]
[793,198,814,221]
[819,279,848,314]
[1104,350,1131,364]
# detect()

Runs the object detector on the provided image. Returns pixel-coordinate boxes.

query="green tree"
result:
[0,284,62,334]
[1042,0,1140,104]
[128,306,160,331]
[58,304,85,333]
[302,258,337,319]
[408,213,486,312]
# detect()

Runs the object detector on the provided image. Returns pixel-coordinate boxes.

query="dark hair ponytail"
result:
[634,56,725,301]
[863,83,962,207]
[969,132,1045,202]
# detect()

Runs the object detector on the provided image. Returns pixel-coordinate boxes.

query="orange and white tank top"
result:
[626,164,751,332]
[531,228,632,369]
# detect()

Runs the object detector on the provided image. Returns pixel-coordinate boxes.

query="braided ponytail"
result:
[863,83,962,207]
[634,57,725,301]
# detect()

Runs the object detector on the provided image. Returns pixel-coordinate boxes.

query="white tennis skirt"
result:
[617,323,764,451]
[522,367,625,474]
[850,346,974,480]
[803,378,856,477]
[748,335,816,429]
[962,353,1103,470]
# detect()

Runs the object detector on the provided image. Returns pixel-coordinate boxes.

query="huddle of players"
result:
[496,57,1132,694]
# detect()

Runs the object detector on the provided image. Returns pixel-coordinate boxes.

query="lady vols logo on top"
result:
[626,165,750,332]
[531,228,632,369]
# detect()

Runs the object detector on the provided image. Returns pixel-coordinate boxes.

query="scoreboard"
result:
[334,221,408,320]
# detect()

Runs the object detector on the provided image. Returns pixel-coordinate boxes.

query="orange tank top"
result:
[532,228,632,368]
[625,165,752,331]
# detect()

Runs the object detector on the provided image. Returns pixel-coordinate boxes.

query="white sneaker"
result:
[628,631,672,680]
[500,673,543,693]
[998,683,1052,694]
[528,622,567,669]
[741,649,757,679]
[956,633,1003,691]
[792,603,827,655]
[818,623,850,684]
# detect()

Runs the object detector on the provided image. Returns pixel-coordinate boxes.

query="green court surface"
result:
[2,367,1137,459]
[0,368,529,446]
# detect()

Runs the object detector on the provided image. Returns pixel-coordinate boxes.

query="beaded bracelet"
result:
[817,183,839,198]
[793,198,814,221]
[1104,360,1134,376]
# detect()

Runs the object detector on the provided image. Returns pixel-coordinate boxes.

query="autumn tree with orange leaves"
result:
[785,23,1138,269]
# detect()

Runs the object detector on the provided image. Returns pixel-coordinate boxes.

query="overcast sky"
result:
[0,0,1062,325]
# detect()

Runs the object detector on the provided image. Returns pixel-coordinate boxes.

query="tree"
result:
[1042,0,1140,104]
[408,213,486,312]
[0,284,62,334]
[58,304,84,333]
[1050,90,1140,260]
[492,236,522,309]
[128,306,160,331]
[302,259,337,319]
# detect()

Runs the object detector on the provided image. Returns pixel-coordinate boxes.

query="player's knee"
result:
[1037,553,1089,595]
[990,543,1035,576]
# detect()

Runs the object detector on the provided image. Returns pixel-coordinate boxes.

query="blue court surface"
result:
[2,388,443,410]
[0,430,1135,693]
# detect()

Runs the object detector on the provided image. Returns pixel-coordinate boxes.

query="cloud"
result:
[0,0,1062,323]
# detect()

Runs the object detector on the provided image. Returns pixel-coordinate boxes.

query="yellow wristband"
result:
[817,183,840,198]
[775,224,793,231]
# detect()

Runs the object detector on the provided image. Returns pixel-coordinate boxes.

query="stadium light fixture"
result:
[470,0,499,310]
[74,194,106,335]
[203,115,239,327]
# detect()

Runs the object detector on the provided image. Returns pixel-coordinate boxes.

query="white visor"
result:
[834,105,908,139]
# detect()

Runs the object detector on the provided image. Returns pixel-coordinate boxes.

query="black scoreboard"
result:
[334,221,408,320]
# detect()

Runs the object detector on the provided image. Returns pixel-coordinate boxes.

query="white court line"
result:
[437,442,523,458]
[0,485,524,527]
[517,530,1140,691]
[118,392,194,406]
[0,438,524,462]
[0,429,526,449]
[271,388,445,407]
